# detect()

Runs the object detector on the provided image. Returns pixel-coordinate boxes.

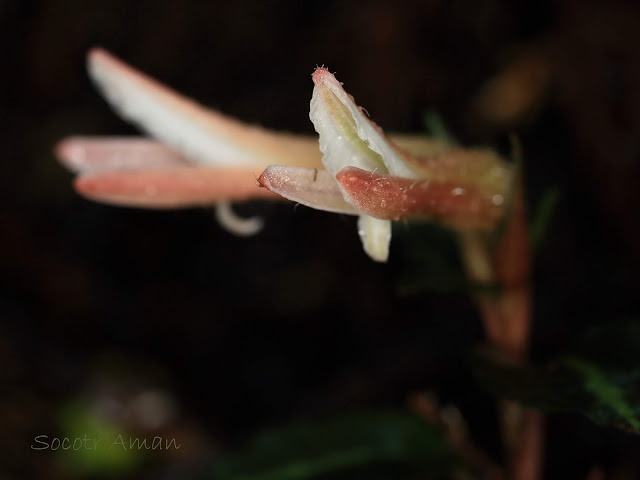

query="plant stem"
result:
[460,187,543,480]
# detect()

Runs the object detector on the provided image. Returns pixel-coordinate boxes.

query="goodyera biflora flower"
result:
[56,49,514,261]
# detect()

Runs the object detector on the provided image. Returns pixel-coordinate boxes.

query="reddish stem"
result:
[463,185,543,479]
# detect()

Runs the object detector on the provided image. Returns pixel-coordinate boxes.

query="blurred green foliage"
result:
[529,188,560,251]
[57,401,142,476]
[211,410,452,480]
[474,321,640,433]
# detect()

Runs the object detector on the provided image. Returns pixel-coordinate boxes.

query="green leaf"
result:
[473,322,640,433]
[562,357,640,430]
[423,110,457,145]
[56,401,142,475]
[211,410,451,480]
[529,188,560,251]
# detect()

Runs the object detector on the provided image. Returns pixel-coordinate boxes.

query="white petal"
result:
[309,68,419,179]
[357,215,391,263]
[309,75,383,175]
[87,48,322,169]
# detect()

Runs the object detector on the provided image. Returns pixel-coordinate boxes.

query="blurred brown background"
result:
[1,1,640,478]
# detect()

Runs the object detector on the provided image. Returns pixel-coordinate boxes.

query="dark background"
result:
[1,1,640,478]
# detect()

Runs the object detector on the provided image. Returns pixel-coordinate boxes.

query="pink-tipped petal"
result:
[74,166,278,209]
[335,166,505,229]
[87,48,323,169]
[258,165,359,215]
[55,137,191,174]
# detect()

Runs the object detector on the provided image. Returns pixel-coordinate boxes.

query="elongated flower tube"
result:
[56,49,448,237]
[259,68,515,261]
[57,50,514,259]
[57,48,330,234]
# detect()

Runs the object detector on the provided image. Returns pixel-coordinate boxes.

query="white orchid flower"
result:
[260,68,513,261]
[57,49,513,260]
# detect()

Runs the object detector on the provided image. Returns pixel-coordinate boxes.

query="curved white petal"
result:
[87,48,322,169]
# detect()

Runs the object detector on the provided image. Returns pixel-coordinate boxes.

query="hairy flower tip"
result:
[336,166,506,230]
[311,66,334,86]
